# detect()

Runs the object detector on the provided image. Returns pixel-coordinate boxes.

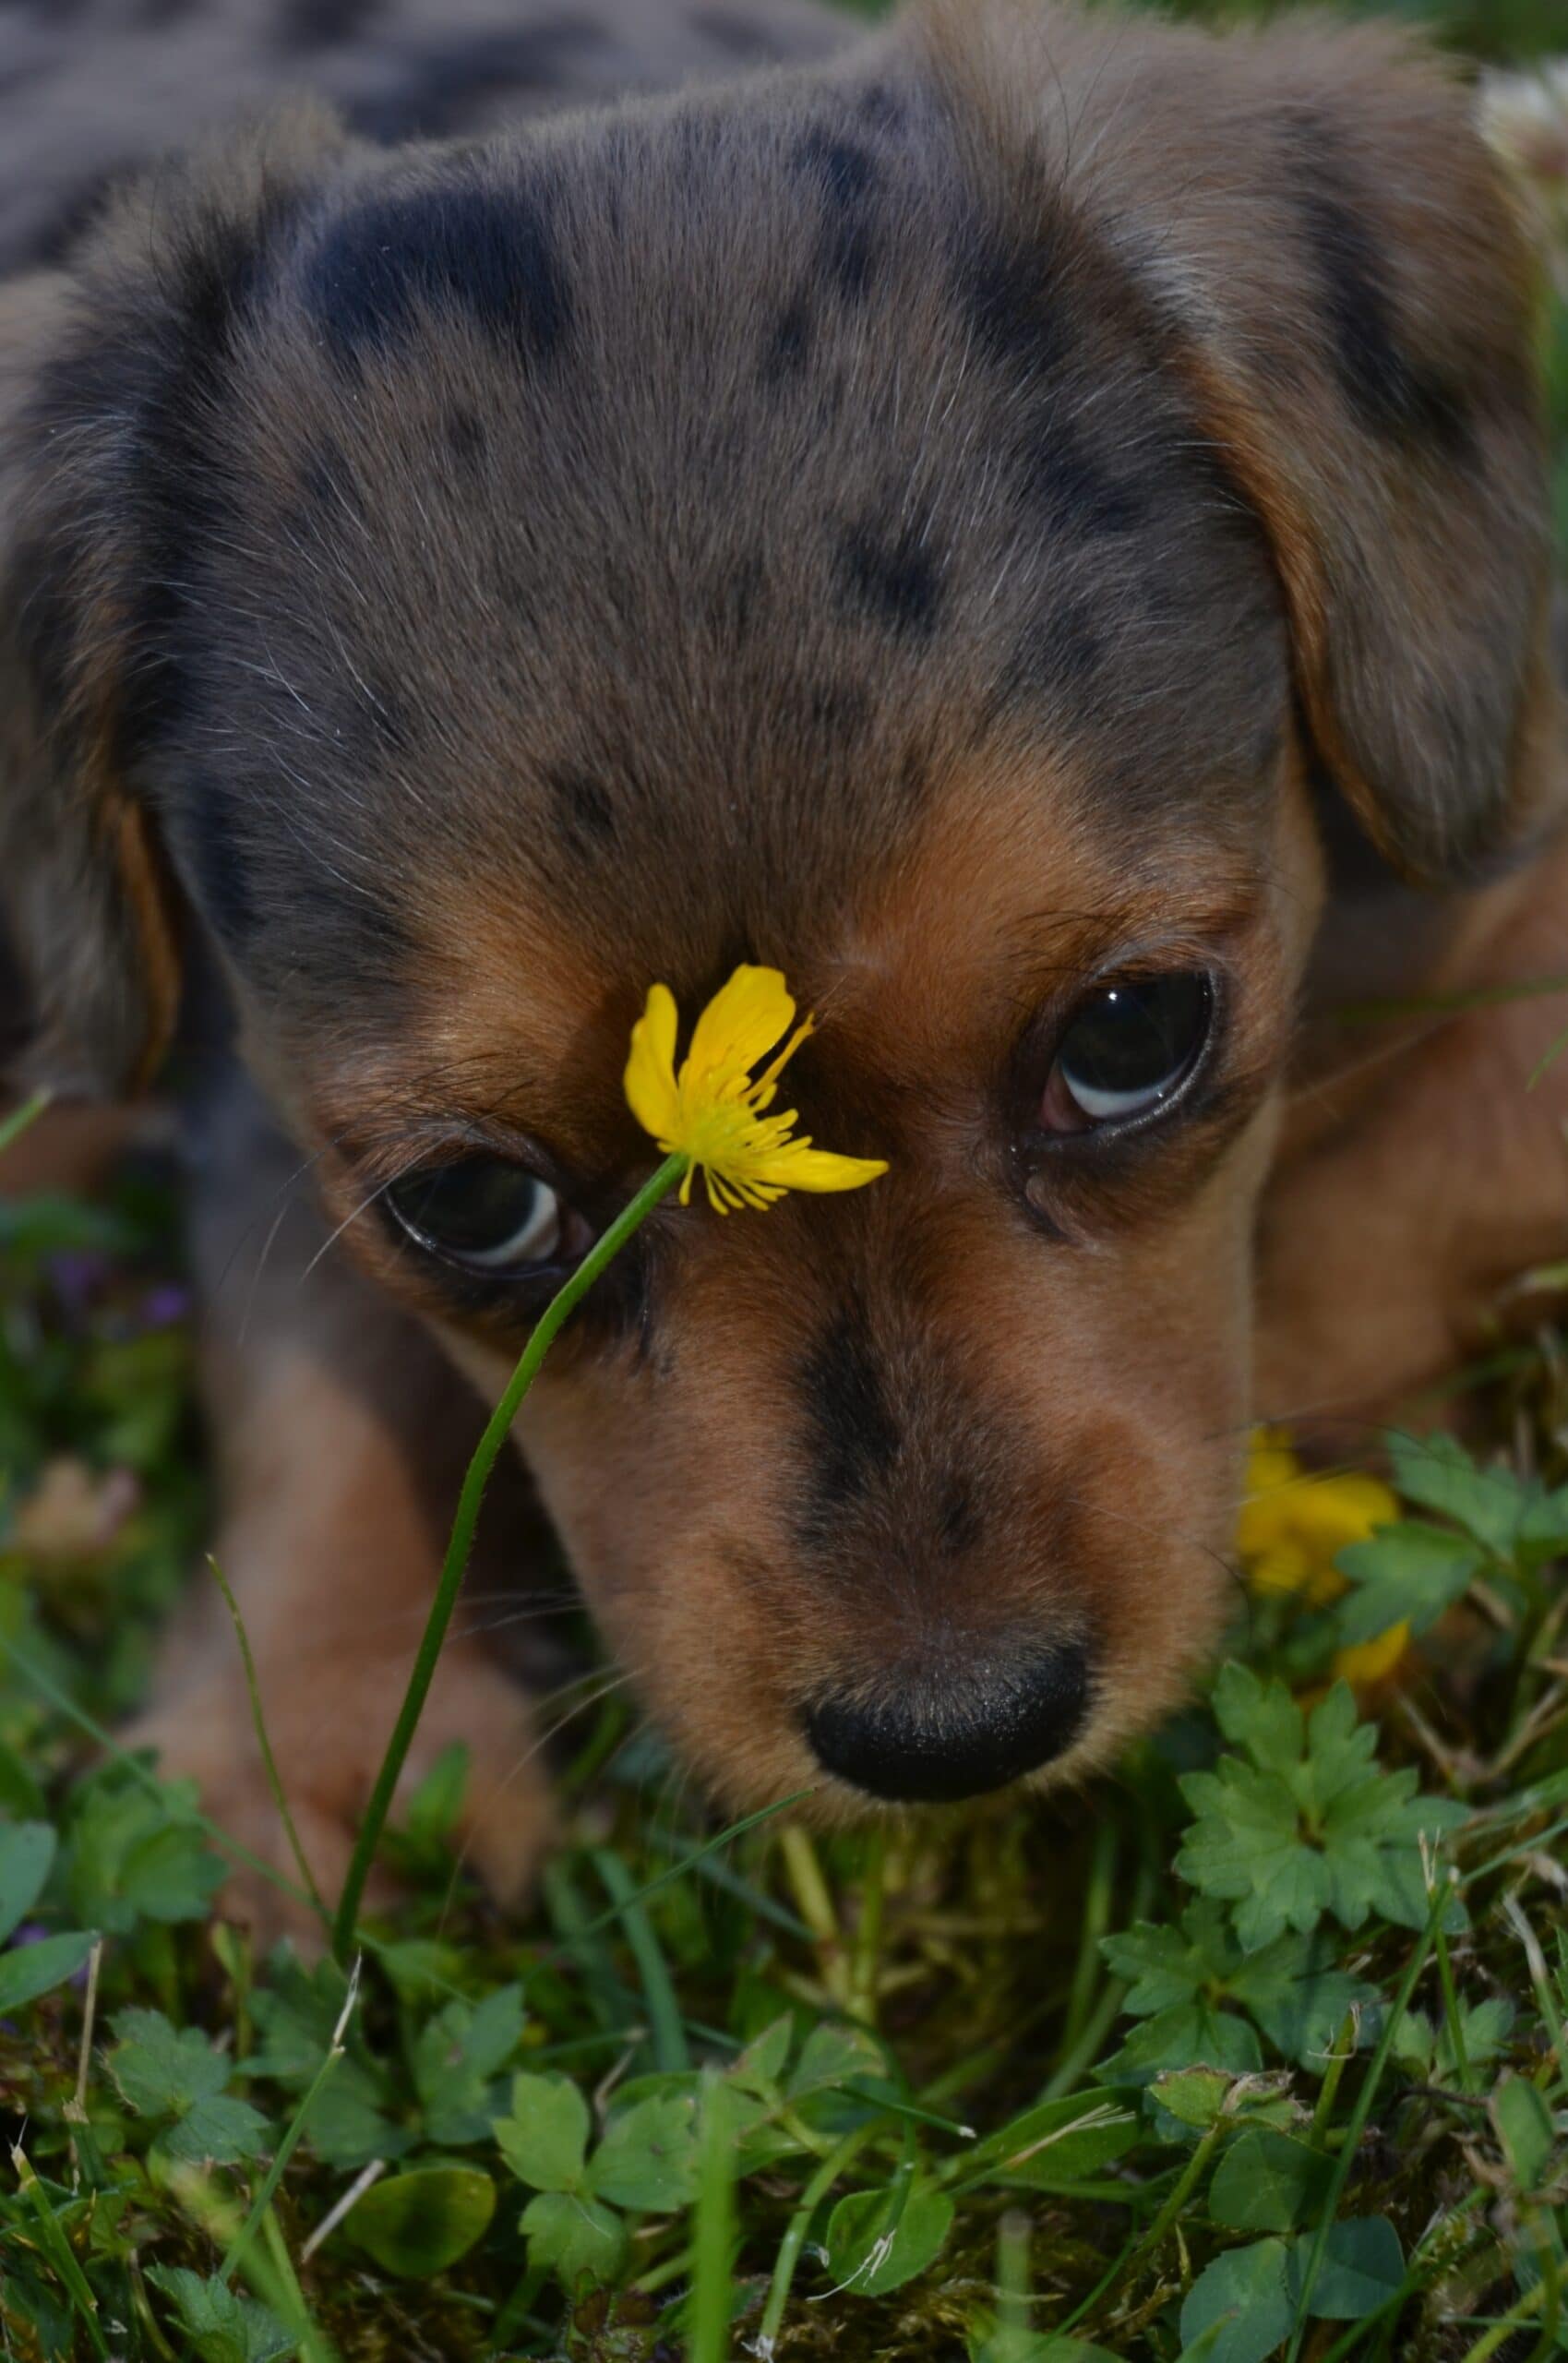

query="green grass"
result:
[3,6,1568,2359]
[7,1161,1568,2363]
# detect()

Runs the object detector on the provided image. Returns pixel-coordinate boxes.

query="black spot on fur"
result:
[838,523,944,642]
[966,234,1070,386]
[547,765,618,852]
[304,179,572,375]
[808,682,871,743]
[938,1477,982,1557]
[1017,418,1146,539]
[275,0,382,48]
[343,23,604,144]
[795,128,878,304]
[856,83,906,132]
[1289,117,1476,459]
[442,406,489,469]
[798,1316,902,1520]
[764,297,813,383]
[1011,594,1106,699]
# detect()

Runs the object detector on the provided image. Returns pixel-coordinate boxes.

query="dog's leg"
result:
[131,1070,558,1941]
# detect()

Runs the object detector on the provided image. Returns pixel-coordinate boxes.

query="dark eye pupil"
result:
[388,1159,557,1265]
[1058,974,1212,1116]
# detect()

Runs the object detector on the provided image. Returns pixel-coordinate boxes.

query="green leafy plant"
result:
[2,16,1567,2360]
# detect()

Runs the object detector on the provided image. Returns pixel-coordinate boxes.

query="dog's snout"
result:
[802,1642,1090,1805]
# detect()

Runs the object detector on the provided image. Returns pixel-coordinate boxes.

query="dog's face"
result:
[2,2,1557,1812]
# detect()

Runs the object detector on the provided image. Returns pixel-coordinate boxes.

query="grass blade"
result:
[0,1089,54,1162]
[209,1553,332,1943]
[592,1845,689,2072]
[689,2070,738,2363]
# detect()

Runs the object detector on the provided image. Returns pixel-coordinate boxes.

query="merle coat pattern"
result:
[2,0,1564,1926]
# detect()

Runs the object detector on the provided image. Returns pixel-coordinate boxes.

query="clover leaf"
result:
[147,2267,296,2363]
[824,2180,955,2297]
[591,2091,700,2213]
[413,1984,524,2146]
[1392,1997,1515,2088]
[494,2071,592,2193]
[1107,1894,1374,2077]
[519,2191,628,2285]
[346,2165,497,2279]
[245,1955,408,2171]
[1180,2219,1404,2363]
[1176,1667,1466,1950]
[110,2008,271,2170]
[1226,1931,1373,2067]
[60,1766,224,1935]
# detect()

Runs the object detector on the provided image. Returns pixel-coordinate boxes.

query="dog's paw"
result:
[125,1644,553,1949]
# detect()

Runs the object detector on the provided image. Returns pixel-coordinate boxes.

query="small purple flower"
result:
[135,1282,193,1333]
[45,1251,112,1322]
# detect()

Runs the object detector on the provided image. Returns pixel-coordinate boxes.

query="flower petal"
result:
[745,1142,890,1194]
[1334,1621,1411,1686]
[685,966,796,1085]
[625,984,681,1141]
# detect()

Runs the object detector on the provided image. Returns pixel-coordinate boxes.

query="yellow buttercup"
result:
[624,964,888,1215]
[1238,1430,1410,1686]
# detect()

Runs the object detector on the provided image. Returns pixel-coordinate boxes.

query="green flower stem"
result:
[331,1151,688,1962]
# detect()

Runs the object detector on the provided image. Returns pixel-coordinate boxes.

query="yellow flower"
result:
[1238,1430,1410,1685]
[624,965,889,1215]
[1333,1621,1412,1688]
[1238,1431,1399,1606]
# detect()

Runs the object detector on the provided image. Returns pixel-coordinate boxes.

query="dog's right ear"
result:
[0,102,350,1098]
[917,0,1562,889]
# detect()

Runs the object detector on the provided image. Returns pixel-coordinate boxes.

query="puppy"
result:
[3,0,1566,1924]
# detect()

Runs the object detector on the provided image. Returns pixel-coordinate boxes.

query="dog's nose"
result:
[802,1643,1090,1805]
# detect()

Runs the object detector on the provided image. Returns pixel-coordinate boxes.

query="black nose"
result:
[802,1643,1091,1805]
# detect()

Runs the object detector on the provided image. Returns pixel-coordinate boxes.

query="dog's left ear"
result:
[0,102,352,1098]
[920,1,1562,884]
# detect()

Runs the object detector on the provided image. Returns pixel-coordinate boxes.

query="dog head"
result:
[2,1,1557,1812]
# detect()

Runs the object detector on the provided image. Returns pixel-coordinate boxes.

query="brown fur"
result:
[1,0,1564,1926]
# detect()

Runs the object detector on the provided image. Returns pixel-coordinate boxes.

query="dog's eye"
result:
[385,1158,575,1275]
[1042,973,1214,1132]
